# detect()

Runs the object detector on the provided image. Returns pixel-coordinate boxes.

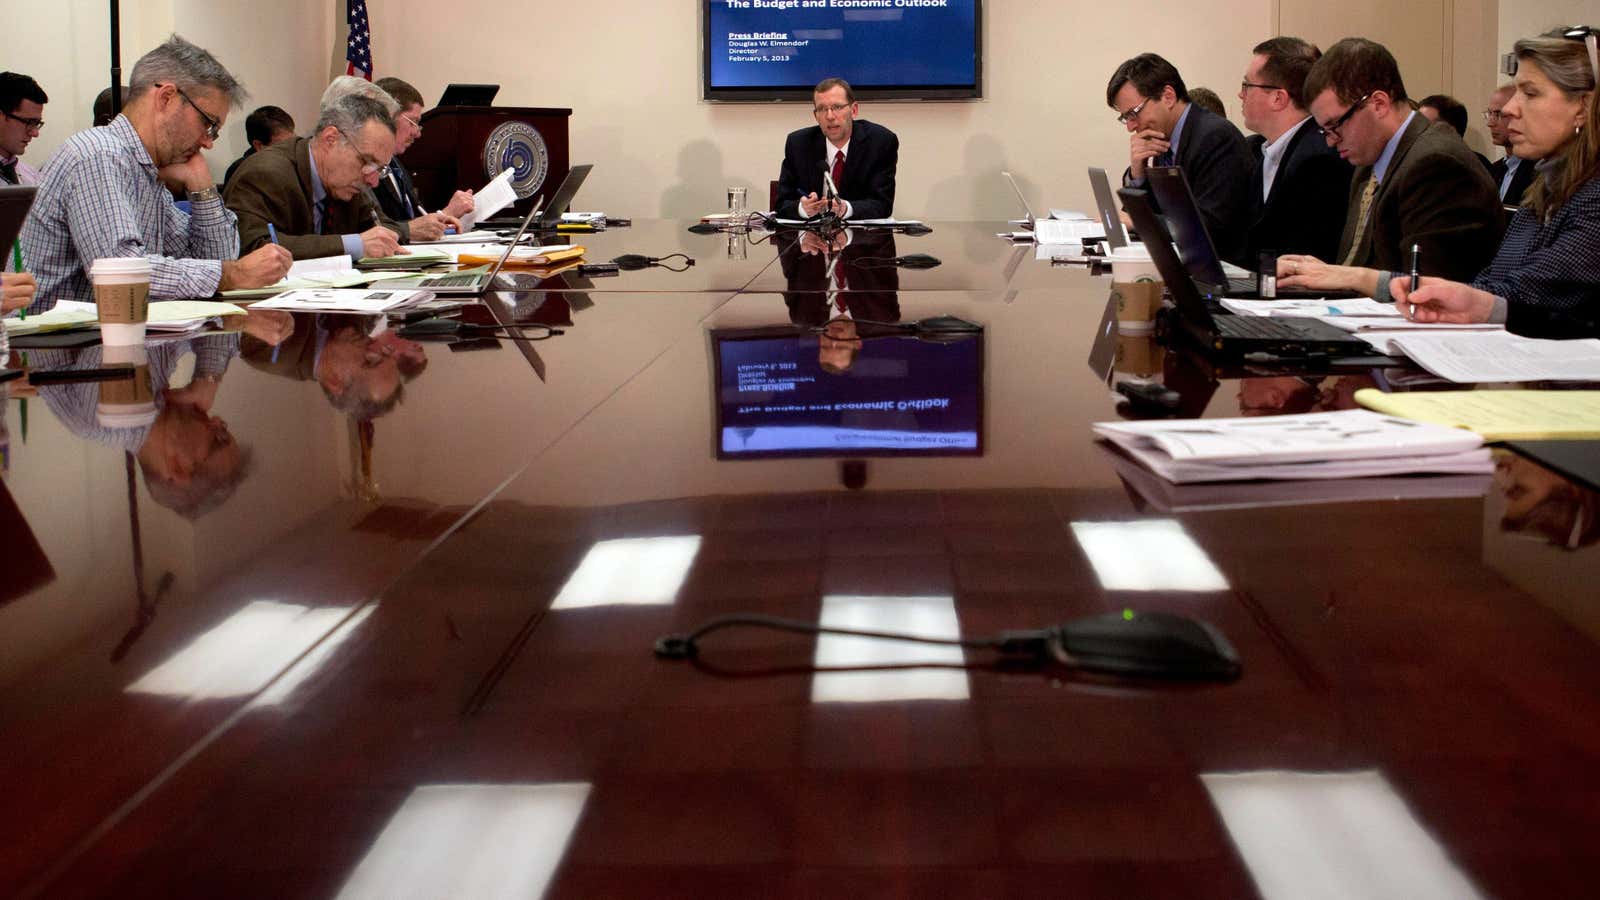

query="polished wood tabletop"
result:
[2,221,1597,899]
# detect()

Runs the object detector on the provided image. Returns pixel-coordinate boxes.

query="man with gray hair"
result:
[321,75,459,242]
[225,93,405,260]
[17,35,291,314]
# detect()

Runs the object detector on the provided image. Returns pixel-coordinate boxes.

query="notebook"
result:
[1119,187,1373,358]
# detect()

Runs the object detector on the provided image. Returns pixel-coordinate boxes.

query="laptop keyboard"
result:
[1217,315,1322,339]
[420,273,483,288]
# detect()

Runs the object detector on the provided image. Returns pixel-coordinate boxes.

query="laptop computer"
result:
[1144,165,1356,300]
[1001,170,1104,245]
[481,164,593,231]
[1,184,37,255]
[436,83,499,107]
[1119,187,1373,358]
[387,199,545,295]
[1087,167,1129,250]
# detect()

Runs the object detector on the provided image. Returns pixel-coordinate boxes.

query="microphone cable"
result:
[612,253,695,272]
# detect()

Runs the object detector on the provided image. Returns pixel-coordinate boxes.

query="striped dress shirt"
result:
[17,115,239,316]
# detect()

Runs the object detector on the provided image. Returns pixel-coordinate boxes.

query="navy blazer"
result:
[1489,155,1538,207]
[776,118,898,220]
[1474,174,1600,321]
[1244,120,1353,266]
[1125,104,1254,264]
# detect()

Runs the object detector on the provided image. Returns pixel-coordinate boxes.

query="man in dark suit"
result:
[1485,83,1536,206]
[225,94,405,260]
[1238,37,1353,266]
[371,77,471,240]
[221,105,294,191]
[775,228,901,328]
[776,78,897,221]
[1108,53,1254,263]
[1278,38,1503,298]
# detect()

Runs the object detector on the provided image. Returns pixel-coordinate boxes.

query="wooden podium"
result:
[405,106,572,221]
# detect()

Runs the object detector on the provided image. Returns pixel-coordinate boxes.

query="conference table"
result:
[1,220,1596,899]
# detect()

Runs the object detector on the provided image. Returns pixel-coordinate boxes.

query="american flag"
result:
[346,0,373,79]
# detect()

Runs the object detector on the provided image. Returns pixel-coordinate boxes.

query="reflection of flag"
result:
[346,0,373,79]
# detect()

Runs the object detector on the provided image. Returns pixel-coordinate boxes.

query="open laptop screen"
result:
[1145,166,1230,288]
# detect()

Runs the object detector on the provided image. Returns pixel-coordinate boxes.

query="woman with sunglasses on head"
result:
[1393,27,1600,338]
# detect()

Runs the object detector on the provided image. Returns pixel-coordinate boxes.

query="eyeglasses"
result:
[1115,97,1152,125]
[399,111,423,132]
[813,103,852,117]
[336,127,391,178]
[1317,92,1371,141]
[170,85,221,140]
[1240,81,1283,93]
[1561,25,1600,82]
[1483,109,1505,123]
[1,110,44,132]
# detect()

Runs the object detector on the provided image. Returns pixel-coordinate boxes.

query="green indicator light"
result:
[1123,608,1135,621]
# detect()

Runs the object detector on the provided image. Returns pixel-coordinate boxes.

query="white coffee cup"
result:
[1110,257,1161,283]
[1111,244,1153,260]
[90,257,152,346]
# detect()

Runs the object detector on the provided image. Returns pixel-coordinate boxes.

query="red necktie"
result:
[830,150,846,193]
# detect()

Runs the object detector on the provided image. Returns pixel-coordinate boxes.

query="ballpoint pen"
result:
[1409,243,1420,294]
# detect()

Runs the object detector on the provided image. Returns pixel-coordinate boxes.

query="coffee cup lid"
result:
[96,402,158,429]
[90,257,153,277]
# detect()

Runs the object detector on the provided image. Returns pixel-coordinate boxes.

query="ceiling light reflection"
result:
[550,536,702,610]
[811,595,969,703]
[126,601,370,704]
[1201,770,1486,900]
[336,782,592,900]
[1070,520,1229,592]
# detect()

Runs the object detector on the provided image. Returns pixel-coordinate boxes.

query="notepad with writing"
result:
[1354,388,1600,440]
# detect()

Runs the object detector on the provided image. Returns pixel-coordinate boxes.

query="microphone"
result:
[821,163,840,203]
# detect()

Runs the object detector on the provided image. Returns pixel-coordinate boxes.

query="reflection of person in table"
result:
[1495,453,1600,550]
[241,312,427,421]
[23,333,248,518]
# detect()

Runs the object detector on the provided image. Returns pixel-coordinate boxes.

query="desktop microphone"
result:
[822,166,840,204]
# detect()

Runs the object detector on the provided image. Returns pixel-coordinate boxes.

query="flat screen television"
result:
[712,325,984,458]
[702,0,982,101]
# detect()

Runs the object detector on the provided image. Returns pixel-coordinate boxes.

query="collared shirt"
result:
[16,115,239,315]
[0,153,41,186]
[1373,110,1417,186]
[1260,116,1312,201]
[1500,155,1525,201]
[306,147,368,260]
[1167,103,1193,163]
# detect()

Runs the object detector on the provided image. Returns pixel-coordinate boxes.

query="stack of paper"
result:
[251,288,432,314]
[1092,408,1493,483]
[6,300,245,336]
[1354,388,1600,440]
[456,245,585,268]
[221,256,418,299]
[356,247,454,270]
[1375,331,1600,381]
[458,168,517,231]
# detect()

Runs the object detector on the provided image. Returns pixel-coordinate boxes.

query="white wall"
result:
[9,0,337,184]
[16,1,1600,217]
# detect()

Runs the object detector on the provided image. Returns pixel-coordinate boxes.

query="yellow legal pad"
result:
[456,245,586,269]
[1354,388,1600,441]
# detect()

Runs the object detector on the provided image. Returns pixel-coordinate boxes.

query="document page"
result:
[1386,331,1600,382]
[460,168,517,231]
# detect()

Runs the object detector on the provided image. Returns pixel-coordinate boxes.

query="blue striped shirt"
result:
[17,115,240,316]
[1474,172,1600,312]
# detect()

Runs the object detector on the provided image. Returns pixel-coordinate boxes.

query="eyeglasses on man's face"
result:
[337,127,391,178]
[1239,81,1283,94]
[1116,97,1152,125]
[813,103,852,117]
[1317,92,1372,141]
[169,85,221,141]
[1,109,44,132]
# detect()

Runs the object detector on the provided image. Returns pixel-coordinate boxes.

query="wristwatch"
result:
[187,186,220,204]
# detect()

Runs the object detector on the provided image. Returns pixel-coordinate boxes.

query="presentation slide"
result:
[706,0,978,93]
[715,330,983,457]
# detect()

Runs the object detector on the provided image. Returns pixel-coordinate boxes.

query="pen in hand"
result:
[1408,243,1420,294]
